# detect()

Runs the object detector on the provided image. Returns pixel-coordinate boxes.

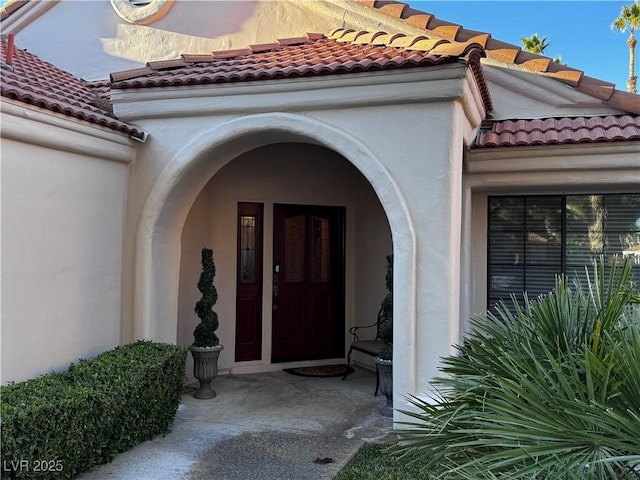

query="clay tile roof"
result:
[358,0,640,114]
[1,37,145,140]
[474,115,640,148]
[182,54,215,64]
[212,48,252,60]
[107,32,493,111]
[0,0,27,21]
[146,58,187,70]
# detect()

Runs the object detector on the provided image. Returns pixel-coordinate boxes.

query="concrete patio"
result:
[76,366,392,480]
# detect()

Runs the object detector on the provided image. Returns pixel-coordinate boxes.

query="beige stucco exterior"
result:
[1,100,137,382]
[1,0,639,424]
[109,64,486,414]
[3,0,430,81]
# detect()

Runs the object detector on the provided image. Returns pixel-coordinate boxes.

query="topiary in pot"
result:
[375,254,393,416]
[193,248,220,348]
[377,254,393,360]
[189,248,224,399]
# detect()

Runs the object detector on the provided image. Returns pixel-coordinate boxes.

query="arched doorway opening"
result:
[177,142,392,374]
[133,113,418,396]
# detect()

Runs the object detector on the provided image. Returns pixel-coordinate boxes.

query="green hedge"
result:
[1,341,187,479]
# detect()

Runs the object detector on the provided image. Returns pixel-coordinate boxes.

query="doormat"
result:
[283,364,354,378]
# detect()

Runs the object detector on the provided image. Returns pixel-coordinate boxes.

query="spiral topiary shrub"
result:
[192,248,220,347]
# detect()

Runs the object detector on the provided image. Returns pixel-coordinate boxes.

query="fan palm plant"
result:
[393,257,640,479]
[521,33,551,54]
[612,0,640,93]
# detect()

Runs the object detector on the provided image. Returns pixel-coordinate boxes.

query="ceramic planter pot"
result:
[374,357,393,417]
[189,344,224,399]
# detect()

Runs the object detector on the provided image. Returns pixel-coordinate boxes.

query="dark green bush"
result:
[1,341,187,479]
[192,248,220,347]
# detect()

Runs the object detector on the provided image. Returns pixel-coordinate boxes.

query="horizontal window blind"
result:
[488,194,640,311]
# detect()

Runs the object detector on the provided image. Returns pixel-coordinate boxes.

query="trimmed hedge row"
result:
[1,341,187,479]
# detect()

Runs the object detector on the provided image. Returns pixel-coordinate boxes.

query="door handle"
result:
[272,277,278,310]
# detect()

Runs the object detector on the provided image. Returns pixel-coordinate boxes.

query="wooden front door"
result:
[272,204,345,362]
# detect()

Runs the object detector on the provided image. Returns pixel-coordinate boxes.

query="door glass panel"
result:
[311,216,330,282]
[240,215,256,283]
[285,215,305,282]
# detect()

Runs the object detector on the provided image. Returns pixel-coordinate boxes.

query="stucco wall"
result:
[7,0,354,81]
[1,122,131,384]
[464,142,640,327]
[114,65,484,418]
[178,143,391,377]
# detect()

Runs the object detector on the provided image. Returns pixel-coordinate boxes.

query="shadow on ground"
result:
[77,367,391,480]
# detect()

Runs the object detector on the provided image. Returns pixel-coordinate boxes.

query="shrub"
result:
[378,254,393,360]
[1,341,187,479]
[192,248,220,347]
[393,257,640,479]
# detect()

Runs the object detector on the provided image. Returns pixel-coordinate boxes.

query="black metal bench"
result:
[342,307,384,395]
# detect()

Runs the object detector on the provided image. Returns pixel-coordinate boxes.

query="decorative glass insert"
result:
[311,216,330,282]
[240,215,256,283]
[488,194,640,310]
[285,215,305,283]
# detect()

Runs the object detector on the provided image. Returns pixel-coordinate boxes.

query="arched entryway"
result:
[133,113,418,404]
[177,142,392,373]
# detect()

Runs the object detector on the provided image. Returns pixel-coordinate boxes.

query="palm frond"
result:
[393,257,640,479]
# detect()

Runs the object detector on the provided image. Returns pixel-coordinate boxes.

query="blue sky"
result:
[407,1,633,91]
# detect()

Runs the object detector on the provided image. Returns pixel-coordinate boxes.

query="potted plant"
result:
[374,254,393,417]
[188,248,224,399]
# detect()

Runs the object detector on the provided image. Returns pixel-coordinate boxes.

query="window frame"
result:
[487,193,640,309]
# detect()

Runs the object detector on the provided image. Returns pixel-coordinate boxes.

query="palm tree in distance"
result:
[612,0,640,93]
[521,33,550,54]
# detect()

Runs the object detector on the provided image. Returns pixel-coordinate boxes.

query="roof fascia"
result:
[1,98,137,163]
[466,141,640,191]
[1,0,59,34]
[110,63,475,121]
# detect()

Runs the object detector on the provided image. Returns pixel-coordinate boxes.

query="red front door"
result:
[272,204,345,362]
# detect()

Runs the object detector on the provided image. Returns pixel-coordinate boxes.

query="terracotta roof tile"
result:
[108,32,492,112]
[182,53,215,63]
[474,115,640,148]
[377,2,407,18]
[371,32,405,45]
[407,38,448,52]
[0,0,27,21]
[0,37,145,139]
[212,48,252,60]
[520,57,552,73]
[359,0,640,114]
[337,30,369,43]
[146,58,187,70]
[388,34,428,48]
[110,66,155,83]
[405,14,433,30]
[277,36,310,46]
[352,31,387,45]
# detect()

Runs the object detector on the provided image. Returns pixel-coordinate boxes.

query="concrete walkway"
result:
[77,367,392,480]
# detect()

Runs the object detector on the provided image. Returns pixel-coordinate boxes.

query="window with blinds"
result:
[488,194,640,310]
